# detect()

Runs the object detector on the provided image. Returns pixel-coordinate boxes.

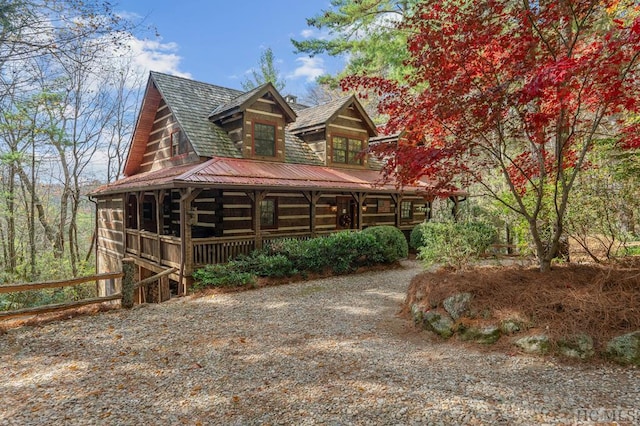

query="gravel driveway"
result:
[1,260,639,425]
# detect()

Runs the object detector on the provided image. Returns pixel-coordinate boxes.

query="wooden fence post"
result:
[121,258,135,309]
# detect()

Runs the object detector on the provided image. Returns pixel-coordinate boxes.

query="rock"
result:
[443,292,473,320]
[557,334,594,360]
[410,304,424,325]
[423,310,455,339]
[500,319,524,335]
[605,331,640,366]
[458,324,501,344]
[514,335,550,354]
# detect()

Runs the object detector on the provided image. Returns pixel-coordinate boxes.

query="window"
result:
[254,122,276,157]
[171,130,188,157]
[332,136,363,165]
[400,201,413,220]
[260,198,277,228]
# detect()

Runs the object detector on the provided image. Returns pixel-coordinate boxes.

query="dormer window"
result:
[332,136,364,165]
[253,122,276,157]
[171,130,188,157]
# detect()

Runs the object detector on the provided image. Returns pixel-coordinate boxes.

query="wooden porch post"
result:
[248,190,267,250]
[352,192,367,230]
[179,188,202,295]
[304,191,321,237]
[136,191,143,255]
[391,194,401,228]
[155,190,165,266]
[122,193,129,255]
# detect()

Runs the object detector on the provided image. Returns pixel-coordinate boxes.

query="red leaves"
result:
[341,0,640,196]
[620,123,640,149]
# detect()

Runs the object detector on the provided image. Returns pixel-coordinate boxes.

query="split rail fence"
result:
[0,259,177,320]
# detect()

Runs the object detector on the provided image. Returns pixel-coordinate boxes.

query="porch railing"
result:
[125,230,180,268]
[193,236,255,266]
[192,233,313,267]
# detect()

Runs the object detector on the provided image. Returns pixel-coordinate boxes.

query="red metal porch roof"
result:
[181,157,401,190]
[92,157,427,195]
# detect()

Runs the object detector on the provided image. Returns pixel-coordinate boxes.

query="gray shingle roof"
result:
[208,84,265,119]
[151,71,243,159]
[288,96,352,132]
[150,72,321,165]
[285,130,322,165]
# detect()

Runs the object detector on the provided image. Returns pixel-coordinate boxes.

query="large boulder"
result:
[605,331,640,366]
[443,292,473,320]
[423,310,455,339]
[458,324,501,344]
[514,335,550,354]
[501,319,526,335]
[557,334,595,360]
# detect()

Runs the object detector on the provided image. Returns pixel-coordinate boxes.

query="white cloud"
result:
[300,29,314,38]
[124,36,191,79]
[288,57,326,82]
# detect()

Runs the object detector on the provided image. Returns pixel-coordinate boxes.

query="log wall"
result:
[96,195,125,294]
[138,100,199,173]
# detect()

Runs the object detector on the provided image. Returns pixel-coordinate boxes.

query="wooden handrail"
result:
[133,267,178,289]
[0,272,124,294]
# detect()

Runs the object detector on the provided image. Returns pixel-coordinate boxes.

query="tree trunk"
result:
[14,166,60,253]
[6,163,16,273]
[68,195,79,276]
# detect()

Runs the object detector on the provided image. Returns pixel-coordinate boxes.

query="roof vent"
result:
[284,94,297,104]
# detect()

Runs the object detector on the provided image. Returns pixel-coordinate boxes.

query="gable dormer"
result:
[209,83,296,162]
[289,96,377,168]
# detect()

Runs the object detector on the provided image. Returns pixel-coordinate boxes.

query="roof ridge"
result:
[150,71,244,96]
[209,83,267,117]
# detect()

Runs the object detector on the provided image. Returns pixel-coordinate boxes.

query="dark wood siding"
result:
[362,195,396,227]
[96,195,125,277]
[138,100,199,173]
[243,95,287,162]
[221,191,254,236]
[326,104,370,169]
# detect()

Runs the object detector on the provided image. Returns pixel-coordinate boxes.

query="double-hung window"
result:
[254,122,276,157]
[332,136,363,165]
[400,201,413,220]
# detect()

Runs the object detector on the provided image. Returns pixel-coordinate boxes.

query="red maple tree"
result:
[343,0,640,271]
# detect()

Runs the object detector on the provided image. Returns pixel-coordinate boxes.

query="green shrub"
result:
[463,222,498,253]
[268,232,385,274]
[194,229,405,290]
[233,253,296,277]
[411,222,441,250]
[410,222,428,250]
[417,221,498,270]
[323,231,383,273]
[266,238,308,266]
[192,264,256,290]
[363,225,409,262]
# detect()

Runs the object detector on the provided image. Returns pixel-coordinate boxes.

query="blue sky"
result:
[116,0,345,97]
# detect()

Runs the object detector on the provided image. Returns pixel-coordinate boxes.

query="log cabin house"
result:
[91,72,439,300]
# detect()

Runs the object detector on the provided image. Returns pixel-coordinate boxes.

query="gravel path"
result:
[1,260,639,425]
